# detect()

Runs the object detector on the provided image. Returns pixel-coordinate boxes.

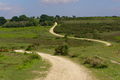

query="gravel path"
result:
[15,50,94,80]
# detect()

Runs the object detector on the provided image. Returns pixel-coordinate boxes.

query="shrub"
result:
[83,56,108,68]
[28,52,41,60]
[54,44,68,55]
[25,45,35,51]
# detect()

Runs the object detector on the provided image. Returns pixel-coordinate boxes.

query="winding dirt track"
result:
[49,22,112,46]
[14,23,112,80]
[15,50,95,80]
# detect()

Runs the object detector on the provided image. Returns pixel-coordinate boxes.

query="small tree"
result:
[10,16,19,21]
[54,44,68,56]
[0,17,7,26]
[19,15,28,21]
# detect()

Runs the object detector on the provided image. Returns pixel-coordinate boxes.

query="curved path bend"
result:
[15,50,95,80]
[49,22,112,46]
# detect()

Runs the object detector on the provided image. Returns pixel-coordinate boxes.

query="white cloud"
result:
[42,0,79,4]
[0,3,13,11]
[0,2,23,12]
[0,2,24,18]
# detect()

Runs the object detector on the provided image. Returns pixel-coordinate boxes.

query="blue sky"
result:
[0,0,120,18]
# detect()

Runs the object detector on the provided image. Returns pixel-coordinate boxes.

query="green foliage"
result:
[54,44,68,55]
[19,15,29,21]
[10,16,19,21]
[39,14,55,26]
[83,56,108,68]
[28,52,41,60]
[54,20,120,39]
[0,51,49,80]
[26,45,35,51]
[18,52,41,70]
[0,17,7,26]
[3,21,33,28]
[4,15,39,28]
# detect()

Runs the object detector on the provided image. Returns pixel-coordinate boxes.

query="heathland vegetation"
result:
[55,17,120,42]
[0,15,120,80]
[53,16,120,80]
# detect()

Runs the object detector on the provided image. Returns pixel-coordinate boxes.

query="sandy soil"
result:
[37,52,95,80]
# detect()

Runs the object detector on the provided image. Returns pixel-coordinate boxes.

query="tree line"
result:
[1,15,120,28]
[0,14,61,28]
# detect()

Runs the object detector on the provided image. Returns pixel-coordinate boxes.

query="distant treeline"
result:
[0,14,56,27]
[1,15,120,27]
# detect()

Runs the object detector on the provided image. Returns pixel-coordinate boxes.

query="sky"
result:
[0,0,120,18]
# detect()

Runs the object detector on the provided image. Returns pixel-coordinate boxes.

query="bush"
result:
[83,56,108,68]
[54,44,68,55]
[25,45,35,51]
[28,52,41,60]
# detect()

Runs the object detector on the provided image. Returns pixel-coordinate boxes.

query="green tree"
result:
[19,15,28,21]
[39,14,55,26]
[0,17,7,26]
[10,16,19,21]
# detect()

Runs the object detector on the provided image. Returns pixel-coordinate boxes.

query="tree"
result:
[39,14,55,26]
[39,14,49,26]
[0,17,7,26]
[55,15,60,19]
[72,15,76,18]
[10,16,19,21]
[28,17,39,26]
[19,15,28,21]
[55,15,61,22]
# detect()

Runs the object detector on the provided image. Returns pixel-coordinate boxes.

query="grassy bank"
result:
[0,51,50,80]
[0,26,53,80]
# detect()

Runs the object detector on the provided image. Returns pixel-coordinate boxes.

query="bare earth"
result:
[49,22,112,46]
[15,50,95,80]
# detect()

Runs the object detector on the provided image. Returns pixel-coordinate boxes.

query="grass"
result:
[0,51,50,80]
[1,18,120,80]
[68,43,120,80]
[55,20,120,41]
[54,19,120,80]
[0,26,55,49]
[39,41,120,80]
[0,26,54,80]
